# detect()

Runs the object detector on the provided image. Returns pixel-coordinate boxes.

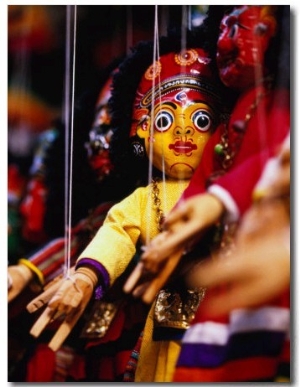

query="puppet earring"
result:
[130,135,146,158]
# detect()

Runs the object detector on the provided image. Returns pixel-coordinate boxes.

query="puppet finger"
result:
[26,280,63,313]
[142,250,183,304]
[48,300,89,352]
[29,306,57,338]
[123,262,144,293]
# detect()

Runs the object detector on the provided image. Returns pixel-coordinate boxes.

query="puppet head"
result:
[216,6,278,90]
[85,75,114,182]
[130,48,223,180]
[18,68,119,246]
[109,32,229,190]
[199,5,289,91]
[19,128,59,244]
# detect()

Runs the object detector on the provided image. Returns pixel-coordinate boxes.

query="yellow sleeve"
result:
[77,187,144,284]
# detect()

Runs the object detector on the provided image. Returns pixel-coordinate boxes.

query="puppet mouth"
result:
[169,141,197,154]
[217,53,244,72]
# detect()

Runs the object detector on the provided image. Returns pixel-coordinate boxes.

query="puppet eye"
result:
[192,110,213,132]
[154,111,174,132]
[224,15,241,38]
[229,23,238,38]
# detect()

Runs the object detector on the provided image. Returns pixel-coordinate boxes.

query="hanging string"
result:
[145,5,162,245]
[147,5,159,188]
[63,5,71,270]
[181,5,188,52]
[63,5,77,277]
[153,12,168,222]
[146,5,192,244]
[178,5,188,193]
[187,5,192,30]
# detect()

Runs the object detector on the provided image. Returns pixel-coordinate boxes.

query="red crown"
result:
[133,48,222,110]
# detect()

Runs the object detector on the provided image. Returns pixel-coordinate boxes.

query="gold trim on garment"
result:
[154,287,206,329]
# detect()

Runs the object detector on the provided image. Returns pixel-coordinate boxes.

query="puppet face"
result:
[19,178,48,244]
[136,89,218,180]
[18,129,58,244]
[131,48,222,180]
[216,6,277,89]
[85,76,114,181]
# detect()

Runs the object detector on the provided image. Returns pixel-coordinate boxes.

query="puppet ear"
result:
[255,18,276,37]
[136,114,151,139]
[254,15,277,55]
[255,5,278,38]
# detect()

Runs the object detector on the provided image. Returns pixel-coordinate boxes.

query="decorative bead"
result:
[232,120,246,132]
[174,49,198,66]
[252,188,269,202]
[214,143,224,155]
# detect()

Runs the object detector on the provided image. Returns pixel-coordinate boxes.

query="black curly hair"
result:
[43,58,127,238]
[108,27,234,196]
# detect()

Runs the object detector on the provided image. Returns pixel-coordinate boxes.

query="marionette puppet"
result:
[185,131,290,316]
[128,5,290,305]
[25,31,230,382]
[125,5,290,383]
[8,69,128,382]
[8,66,130,300]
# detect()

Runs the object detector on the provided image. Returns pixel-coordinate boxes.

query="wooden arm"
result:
[124,249,184,304]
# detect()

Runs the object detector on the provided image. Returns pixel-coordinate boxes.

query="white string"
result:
[154,21,168,220]
[64,5,77,277]
[181,5,188,52]
[146,6,192,243]
[160,7,192,212]
[178,5,188,193]
[63,5,71,278]
[187,5,192,30]
[146,5,161,245]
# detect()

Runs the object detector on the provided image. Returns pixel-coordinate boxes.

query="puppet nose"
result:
[217,33,236,55]
[174,125,194,136]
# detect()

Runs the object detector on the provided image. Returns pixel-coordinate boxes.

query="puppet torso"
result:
[77,179,189,284]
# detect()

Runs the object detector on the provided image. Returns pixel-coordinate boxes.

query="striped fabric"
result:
[174,291,290,382]
[23,201,116,382]
[27,201,115,285]
[53,346,77,382]
[123,332,144,382]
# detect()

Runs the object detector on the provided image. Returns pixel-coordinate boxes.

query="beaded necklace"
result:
[151,177,165,232]
[211,80,272,256]
[213,79,272,177]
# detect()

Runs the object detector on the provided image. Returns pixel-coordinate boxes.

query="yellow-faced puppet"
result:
[130,48,223,181]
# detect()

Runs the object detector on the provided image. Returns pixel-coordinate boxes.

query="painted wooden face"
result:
[85,76,114,181]
[19,178,48,243]
[216,6,277,90]
[136,88,218,180]
[19,129,58,244]
[130,48,222,180]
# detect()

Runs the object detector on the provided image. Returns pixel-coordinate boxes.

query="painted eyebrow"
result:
[161,100,212,109]
[160,101,177,109]
[186,100,213,108]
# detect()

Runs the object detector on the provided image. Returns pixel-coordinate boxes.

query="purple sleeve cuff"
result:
[75,258,110,300]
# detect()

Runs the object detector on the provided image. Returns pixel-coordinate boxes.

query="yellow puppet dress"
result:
[77,179,203,382]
